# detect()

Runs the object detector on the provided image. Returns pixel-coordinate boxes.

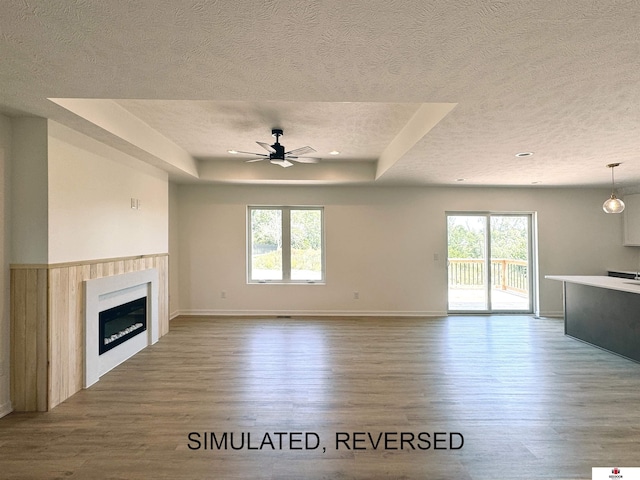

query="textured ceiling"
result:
[0,0,639,187]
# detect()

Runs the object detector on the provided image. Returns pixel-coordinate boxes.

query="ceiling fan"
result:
[231,129,321,168]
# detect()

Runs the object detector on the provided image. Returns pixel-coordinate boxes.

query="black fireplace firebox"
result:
[99,297,147,355]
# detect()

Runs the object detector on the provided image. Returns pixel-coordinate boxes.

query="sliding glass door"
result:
[447,215,489,311]
[447,213,533,313]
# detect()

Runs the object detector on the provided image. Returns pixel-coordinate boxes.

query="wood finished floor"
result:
[1,315,639,479]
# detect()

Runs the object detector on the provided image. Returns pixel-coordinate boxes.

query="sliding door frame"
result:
[446,211,537,315]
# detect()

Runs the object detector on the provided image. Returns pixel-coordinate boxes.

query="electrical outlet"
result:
[353,291,359,300]
[220,290,227,299]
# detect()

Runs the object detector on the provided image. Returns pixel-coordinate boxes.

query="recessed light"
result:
[329,150,340,155]
[515,152,534,158]
[531,181,541,184]
[456,178,465,182]
[228,149,238,154]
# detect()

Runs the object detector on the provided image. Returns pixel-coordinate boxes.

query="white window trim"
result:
[247,206,325,284]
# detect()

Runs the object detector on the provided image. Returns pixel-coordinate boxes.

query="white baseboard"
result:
[173,309,448,318]
[170,309,558,319]
[0,399,12,418]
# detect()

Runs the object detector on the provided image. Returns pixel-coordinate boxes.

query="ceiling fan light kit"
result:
[232,128,321,168]
[603,163,625,214]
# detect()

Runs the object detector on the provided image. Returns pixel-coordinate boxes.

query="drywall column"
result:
[0,114,12,417]
[9,118,49,412]
[11,117,49,264]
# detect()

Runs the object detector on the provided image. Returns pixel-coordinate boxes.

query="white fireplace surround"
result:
[84,269,159,388]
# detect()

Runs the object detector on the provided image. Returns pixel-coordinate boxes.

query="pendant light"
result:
[602,163,625,214]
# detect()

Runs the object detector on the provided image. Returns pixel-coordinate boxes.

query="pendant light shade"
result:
[603,194,625,213]
[603,163,625,214]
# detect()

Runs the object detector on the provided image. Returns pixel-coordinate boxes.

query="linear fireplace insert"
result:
[99,297,147,355]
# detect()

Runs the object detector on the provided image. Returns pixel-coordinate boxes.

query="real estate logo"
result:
[593,467,640,480]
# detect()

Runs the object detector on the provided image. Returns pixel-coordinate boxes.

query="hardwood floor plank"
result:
[1,315,639,479]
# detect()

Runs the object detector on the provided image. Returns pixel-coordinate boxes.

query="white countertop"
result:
[545,275,640,294]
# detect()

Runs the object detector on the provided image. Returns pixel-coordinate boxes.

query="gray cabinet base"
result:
[565,282,640,363]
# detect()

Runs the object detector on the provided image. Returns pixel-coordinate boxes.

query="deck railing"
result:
[448,258,528,294]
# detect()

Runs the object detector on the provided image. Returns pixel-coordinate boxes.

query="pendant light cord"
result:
[607,162,621,194]
[611,165,615,194]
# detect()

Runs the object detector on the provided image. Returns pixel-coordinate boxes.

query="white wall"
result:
[0,114,11,417]
[176,184,638,317]
[47,121,169,264]
[169,182,180,318]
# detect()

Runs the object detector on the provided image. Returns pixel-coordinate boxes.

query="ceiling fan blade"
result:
[234,150,268,156]
[270,159,294,168]
[289,157,320,164]
[257,141,276,153]
[285,146,316,156]
[245,157,267,163]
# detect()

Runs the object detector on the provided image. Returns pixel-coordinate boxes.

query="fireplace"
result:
[99,297,147,355]
[84,269,159,388]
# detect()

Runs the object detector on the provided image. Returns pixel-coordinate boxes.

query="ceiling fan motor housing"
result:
[270,129,285,160]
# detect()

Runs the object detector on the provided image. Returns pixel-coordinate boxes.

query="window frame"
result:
[247,205,325,284]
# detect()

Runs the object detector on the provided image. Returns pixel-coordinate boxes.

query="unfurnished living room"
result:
[1,2,640,479]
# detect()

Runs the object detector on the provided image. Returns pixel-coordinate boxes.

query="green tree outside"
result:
[251,209,322,276]
[447,216,528,260]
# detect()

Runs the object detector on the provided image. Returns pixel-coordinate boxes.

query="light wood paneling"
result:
[156,254,169,337]
[9,269,26,411]
[9,268,48,412]
[35,268,48,412]
[49,266,69,408]
[10,254,169,411]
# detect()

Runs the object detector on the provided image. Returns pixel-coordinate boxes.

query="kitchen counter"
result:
[546,275,640,363]
[545,275,640,294]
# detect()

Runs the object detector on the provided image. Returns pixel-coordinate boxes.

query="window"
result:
[248,206,324,283]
